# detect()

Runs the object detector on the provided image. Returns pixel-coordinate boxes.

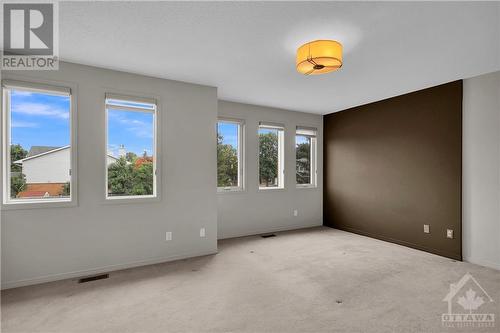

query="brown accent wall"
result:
[323,81,462,260]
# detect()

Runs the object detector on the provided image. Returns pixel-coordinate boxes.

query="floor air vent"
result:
[78,274,109,283]
[261,234,276,238]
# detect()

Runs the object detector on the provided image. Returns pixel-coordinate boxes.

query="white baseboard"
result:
[464,257,500,271]
[1,249,218,290]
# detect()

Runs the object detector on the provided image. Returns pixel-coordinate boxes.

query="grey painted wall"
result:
[2,62,496,290]
[1,62,218,289]
[217,101,323,239]
[463,71,500,270]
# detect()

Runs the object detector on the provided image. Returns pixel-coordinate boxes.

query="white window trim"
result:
[296,126,318,189]
[1,79,77,209]
[258,122,285,191]
[217,118,245,193]
[104,94,159,202]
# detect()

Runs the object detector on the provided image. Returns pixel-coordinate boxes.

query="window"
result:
[105,95,157,199]
[296,126,317,187]
[2,81,73,205]
[258,122,284,189]
[217,119,243,191]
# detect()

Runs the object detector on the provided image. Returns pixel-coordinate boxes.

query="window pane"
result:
[217,122,239,188]
[259,127,280,188]
[296,135,311,184]
[107,107,155,197]
[8,88,71,201]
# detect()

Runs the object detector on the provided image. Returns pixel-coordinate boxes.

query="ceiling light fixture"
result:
[296,40,343,75]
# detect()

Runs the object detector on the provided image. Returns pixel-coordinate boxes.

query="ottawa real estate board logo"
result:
[2,1,59,70]
[442,273,495,329]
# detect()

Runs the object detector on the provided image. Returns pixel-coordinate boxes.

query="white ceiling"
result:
[59,1,500,114]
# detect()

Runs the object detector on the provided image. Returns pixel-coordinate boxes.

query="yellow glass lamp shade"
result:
[296,40,343,75]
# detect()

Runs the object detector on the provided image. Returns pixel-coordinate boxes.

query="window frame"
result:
[295,126,317,188]
[104,93,159,202]
[217,118,245,193]
[258,122,285,191]
[1,79,77,209]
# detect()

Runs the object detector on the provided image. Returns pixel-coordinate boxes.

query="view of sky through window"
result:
[107,109,154,157]
[10,90,70,149]
[258,128,276,136]
[217,122,238,147]
[296,135,308,145]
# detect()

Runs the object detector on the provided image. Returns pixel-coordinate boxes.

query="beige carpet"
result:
[2,227,500,333]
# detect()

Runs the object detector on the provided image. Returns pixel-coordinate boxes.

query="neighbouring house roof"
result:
[17,190,50,198]
[14,146,70,164]
[134,157,153,169]
[27,146,61,157]
[14,145,116,164]
[17,183,66,198]
[23,183,66,196]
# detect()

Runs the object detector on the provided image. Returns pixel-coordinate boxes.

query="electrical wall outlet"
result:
[293,209,298,217]
[423,224,430,234]
[200,227,206,238]
[447,229,454,239]
[165,231,172,241]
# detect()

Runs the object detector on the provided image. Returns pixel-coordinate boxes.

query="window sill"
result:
[258,187,286,192]
[1,198,76,210]
[296,185,318,189]
[217,187,245,194]
[103,195,160,205]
